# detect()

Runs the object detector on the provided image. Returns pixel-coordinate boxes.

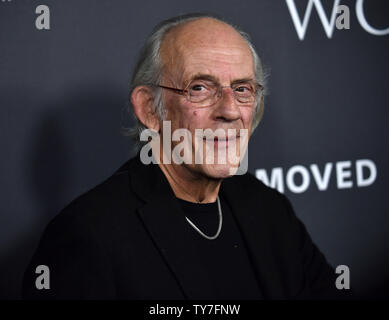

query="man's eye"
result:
[235,86,250,93]
[191,84,206,91]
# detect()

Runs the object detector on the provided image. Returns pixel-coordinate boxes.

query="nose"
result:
[214,87,241,122]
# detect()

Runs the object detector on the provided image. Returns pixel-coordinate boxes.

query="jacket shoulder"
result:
[22,161,138,299]
[45,158,138,240]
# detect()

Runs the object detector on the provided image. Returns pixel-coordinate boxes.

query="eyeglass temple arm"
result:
[157,85,187,95]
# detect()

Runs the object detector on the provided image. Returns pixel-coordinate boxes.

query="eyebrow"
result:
[186,73,218,85]
[185,73,255,86]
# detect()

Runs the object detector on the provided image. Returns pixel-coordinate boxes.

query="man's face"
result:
[159,18,256,179]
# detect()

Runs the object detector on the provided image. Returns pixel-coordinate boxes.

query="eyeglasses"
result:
[156,79,263,108]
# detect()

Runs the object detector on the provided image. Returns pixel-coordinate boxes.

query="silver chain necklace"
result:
[185,196,223,240]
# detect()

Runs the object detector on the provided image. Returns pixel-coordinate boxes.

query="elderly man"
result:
[23,13,346,300]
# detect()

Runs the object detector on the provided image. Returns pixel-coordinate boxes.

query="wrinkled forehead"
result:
[160,18,254,84]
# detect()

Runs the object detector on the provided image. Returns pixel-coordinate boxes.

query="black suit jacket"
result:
[23,155,346,299]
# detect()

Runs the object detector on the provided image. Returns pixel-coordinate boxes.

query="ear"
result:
[131,86,161,132]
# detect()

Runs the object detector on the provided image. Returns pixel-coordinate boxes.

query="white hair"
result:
[122,13,268,151]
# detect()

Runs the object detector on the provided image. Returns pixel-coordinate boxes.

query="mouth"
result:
[202,135,240,145]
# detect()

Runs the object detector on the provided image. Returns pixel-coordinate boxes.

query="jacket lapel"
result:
[220,177,286,299]
[128,156,214,299]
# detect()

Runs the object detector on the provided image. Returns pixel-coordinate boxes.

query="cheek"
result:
[181,100,208,126]
[188,109,211,128]
[240,107,255,128]
[164,97,187,128]
[165,101,201,131]
[170,108,211,135]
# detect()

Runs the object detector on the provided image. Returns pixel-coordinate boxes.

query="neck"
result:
[158,162,222,203]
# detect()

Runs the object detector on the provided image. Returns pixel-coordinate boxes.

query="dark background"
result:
[0,0,388,299]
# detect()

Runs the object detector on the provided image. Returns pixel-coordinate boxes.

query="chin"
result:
[201,163,240,179]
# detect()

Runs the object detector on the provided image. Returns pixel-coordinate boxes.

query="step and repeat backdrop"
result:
[0,0,388,299]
